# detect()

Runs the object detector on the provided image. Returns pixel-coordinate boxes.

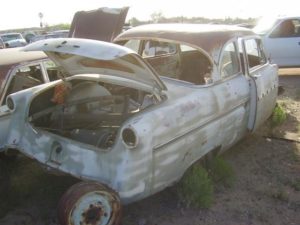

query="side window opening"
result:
[140,40,212,85]
[295,20,300,36]
[123,39,141,53]
[119,39,213,85]
[269,19,300,38]
[142,40,176,57]
[244,39,266,69]
[141,40,181,79]
[43,60,62,81]
[3,64,44,105]
[179,44,212,84]
[220,42,240,78]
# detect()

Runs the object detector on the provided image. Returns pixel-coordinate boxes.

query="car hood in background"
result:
[68,7,129,42]
[22,38,166,92]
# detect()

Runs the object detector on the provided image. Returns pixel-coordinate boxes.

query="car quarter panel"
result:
[4,85,154,204]
[147,74,250,193]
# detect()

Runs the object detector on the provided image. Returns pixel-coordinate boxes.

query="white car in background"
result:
[0,33,27,48]
[253,16,300,67]
[30,30,70,43]
[0,37,5,49]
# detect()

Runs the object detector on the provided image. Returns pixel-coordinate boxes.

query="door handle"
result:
[253,74,261,78]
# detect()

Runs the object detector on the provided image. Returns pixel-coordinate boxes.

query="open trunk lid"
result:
[22,38,166,92]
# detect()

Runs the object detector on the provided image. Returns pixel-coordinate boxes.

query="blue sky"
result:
[1,0,299,30]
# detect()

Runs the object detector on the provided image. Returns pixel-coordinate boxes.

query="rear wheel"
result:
[58,181,122,225]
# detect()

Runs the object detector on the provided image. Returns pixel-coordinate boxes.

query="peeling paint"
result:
[0,29,278,210]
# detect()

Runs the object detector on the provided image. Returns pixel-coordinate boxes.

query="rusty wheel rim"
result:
[69,191,114,225]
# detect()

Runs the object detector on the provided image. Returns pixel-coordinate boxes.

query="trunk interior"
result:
[28,79,156,149]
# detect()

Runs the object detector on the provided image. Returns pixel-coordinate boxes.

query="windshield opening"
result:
[253,17,277,35]
[0,34,23,42]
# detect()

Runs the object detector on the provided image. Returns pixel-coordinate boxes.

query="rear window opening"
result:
[119,40,213,85]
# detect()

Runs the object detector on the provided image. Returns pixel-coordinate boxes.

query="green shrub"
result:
[272,104,287,127]
[208,156,235,187]
[271,188,289,202]
[178,164,213,208]
[291,179,300,191]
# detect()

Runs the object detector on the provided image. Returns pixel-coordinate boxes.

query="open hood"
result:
[22,38,166,91]
[68,7,129,42]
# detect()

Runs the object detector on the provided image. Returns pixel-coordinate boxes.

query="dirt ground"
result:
[0,70,299,225]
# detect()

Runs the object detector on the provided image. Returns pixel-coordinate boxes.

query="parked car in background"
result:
[52,29,69,37]
[0,24,278,225]
[253,16,300,67]
[30,30,70,43]
[24,32,37,43]
[0,48,61,148]
[0,33,27,48]
[0,37,5,49]
[30,33,60,42]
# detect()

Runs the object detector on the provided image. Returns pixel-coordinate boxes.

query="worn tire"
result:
[57,181,122,225]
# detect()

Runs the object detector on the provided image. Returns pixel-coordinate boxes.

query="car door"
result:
[217,40,250,150]
[0,61,53,150]
[263,18,300,67]
[242,38,278,131]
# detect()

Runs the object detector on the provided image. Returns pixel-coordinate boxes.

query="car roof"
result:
[115,24,255,54]
[275,15,300,19]
[0,47,47,66]
[253,15,300,34]
[0,32,22,36]
[53,30,69,33]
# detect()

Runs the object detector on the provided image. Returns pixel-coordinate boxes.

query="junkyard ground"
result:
[0,69,299,225]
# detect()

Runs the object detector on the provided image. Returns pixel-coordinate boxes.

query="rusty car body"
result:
[1,24,278,225]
